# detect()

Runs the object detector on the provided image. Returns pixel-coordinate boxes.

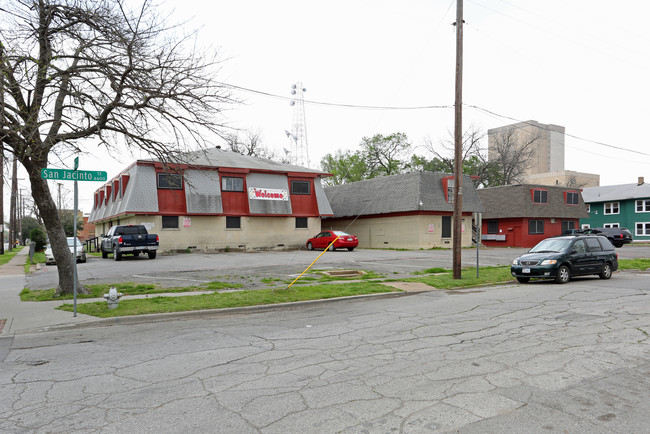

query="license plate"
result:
[523,268,531,273]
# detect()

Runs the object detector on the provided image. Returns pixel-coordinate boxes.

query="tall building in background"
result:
[488,120,599,188]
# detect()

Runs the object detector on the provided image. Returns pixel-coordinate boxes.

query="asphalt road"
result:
[2,272,649,433]
[25,245,650,291]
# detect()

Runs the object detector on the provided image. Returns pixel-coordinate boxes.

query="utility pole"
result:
[452,0,464,279]
[0,150,4,255]
[9,156,17,250]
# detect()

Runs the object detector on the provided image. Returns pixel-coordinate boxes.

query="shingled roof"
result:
[581,181,650,203]
[477,184,588,219]
[324,172,484,218]
[143,147,328,175]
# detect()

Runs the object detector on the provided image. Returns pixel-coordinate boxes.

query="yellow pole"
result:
[286,235,341,289]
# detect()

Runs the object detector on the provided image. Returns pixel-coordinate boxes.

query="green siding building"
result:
[580,177,650,242]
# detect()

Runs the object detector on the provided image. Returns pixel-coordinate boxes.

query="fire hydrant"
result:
[103,287,123,309]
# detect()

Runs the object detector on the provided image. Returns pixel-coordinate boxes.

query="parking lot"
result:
[26,244,650,291]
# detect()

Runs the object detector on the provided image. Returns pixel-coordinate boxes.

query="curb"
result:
[14,290,409,335]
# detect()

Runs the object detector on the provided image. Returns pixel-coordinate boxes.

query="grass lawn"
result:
[618,258,650,270]
[20,281,243,301]
[404,266,513,289]
[57,281,399,318]
[0,246,23,266]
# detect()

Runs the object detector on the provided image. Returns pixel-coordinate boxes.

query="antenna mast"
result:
[285,82,309,167]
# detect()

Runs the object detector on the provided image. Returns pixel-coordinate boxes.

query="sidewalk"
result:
[0,248,97,336]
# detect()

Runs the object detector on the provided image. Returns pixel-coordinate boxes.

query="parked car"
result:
[511,234,618,284]
[584,227,633,247]
[100,225,159,261]
[45,237,87,265]
[306,231,358,251]
[562,229,584,235]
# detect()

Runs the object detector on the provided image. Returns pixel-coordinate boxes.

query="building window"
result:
[222,177,244,192]
[604,202,619,215]
[636,222,650,236]
[295,217,308,229]
[566,192,579,205]
[226,216,241,229]
[447,179,454,203]
[604,223,619,228]
[487,219,498,234]
[636,199,650,213]
[162,216,179,229]
[562,220,575,232]
[157,172,183,190]
[291,180,310,195]
[587,204,591,213]
[532,189,548,204]
[529,219,544,234]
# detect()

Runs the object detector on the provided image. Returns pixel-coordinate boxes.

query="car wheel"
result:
[328,244,335,252]
[516,277,530,283]
[134,251,140,257]
[307,242,313,251]
[614,243,622,248]
[101,248,108,259]
[555,265,570,284]
[347,247,355,252]
[148,251,157,259]
[113,247,122,261]
[599,263,612,279]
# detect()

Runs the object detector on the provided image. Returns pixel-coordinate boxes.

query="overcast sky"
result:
[5,0,650,216]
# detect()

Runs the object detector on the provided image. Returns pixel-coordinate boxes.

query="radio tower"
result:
[285,82,309,167]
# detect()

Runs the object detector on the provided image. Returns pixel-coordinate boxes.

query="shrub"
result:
[30,227,47,251]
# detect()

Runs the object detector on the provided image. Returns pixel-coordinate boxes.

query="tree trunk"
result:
[24,160,88,296]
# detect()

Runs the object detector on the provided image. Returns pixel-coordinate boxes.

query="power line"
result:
[218,82,453,111]
[465,104,650,158]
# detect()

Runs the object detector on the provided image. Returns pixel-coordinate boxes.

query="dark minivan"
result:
[511,235,618,284]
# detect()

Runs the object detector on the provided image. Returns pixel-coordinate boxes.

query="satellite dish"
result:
[290,100,295,106]
[291,84,297,89]
[291,90,296,95]
[302,88,307,92]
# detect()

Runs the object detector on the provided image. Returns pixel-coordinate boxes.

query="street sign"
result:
[41,168,107,182]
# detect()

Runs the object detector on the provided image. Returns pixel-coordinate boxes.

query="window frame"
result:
[532,189,548,204]
[636,222,650,236]
[295,217,308,229]
[162,215,179,229]
[486,219,498,234]
[157,172,183,190]
[225,216,241,229]
[221,176,244,192]
[528,219,544,235]
[604,202,619,215]
[636,199,650,213]
[604,223,620,228]
[291,180,311,195]
[565,191,579,205]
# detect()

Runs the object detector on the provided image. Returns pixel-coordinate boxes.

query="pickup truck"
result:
[101,225,159,261]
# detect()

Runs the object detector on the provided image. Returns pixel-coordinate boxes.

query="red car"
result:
[306,231,358,251]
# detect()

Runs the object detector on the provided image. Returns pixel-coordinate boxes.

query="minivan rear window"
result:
[584,237,602,252]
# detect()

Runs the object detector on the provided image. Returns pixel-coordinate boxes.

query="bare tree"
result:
[423,124,484,173]
[0,0,232,295]
[488,126,540,185]
[566,175,587,189]
[224,129,288,162]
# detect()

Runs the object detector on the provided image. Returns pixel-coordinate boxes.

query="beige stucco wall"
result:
[94,215,321,252]
[322,214,475,249]
[524,170,600,188]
